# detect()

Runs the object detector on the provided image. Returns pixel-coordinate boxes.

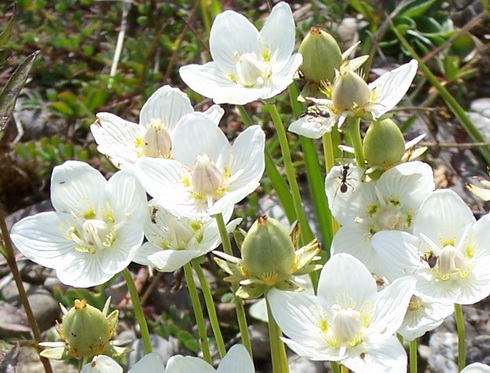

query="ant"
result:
[339,164,351,193]
[299,105,329,121]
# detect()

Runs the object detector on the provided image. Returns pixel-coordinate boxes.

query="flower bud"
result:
[299,26,342,83]
[363,118,405,169]
[332,67,370,112]
[61,299,116,359]
[241,216,296,283]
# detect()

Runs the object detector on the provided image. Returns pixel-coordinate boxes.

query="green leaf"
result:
[400,0,438,18]
[0,50,39,131]
[0,9,15,48]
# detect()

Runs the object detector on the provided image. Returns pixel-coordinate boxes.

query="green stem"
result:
[0,206,53,373]
[265,102,314,245]
[340,364,350,373]
[288,85,333,251]
[331,361,341,373]
[409,339,418,373]
[266,298,289,373]
[182,263,212,363]
[392,23,490,164]
[122,268,153,355]
[238,105,252,126]
[454,303,466,371]
[344,117,365,167]
[191,260,226,358]
[214,212,252,355]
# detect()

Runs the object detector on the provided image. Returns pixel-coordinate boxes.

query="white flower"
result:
[372,189,490,305]
[128,345,254,373]
[289,59,418,138]
[327,161,434,273]
[267,253,415,373]
[91,85,224,169]
[133,200,240,272]
[166,344,255,373]
[461,363,490,373]
[132,113,265,216]
[81,355,123,373]
[11,161,147,287]
[179,2,302,105]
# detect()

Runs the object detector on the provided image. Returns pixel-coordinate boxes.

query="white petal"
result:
[368,59,418,118]
[228,125,265,193]
[107,170,148,223]
[288,114,332,139]
[259,2,295,65]
[129,353,166,373]
[56,252,114,288]
[267,289,328,354]
[11,212,76,269]
[331,225,381,274]
[209,10,260,74]
[376,161,434,212]
[171,113,230,167]
[414,189,475,246]
[369,276,416,337]
[202,104,225,124]
[266,53,303,98]
[371,231,423,281]
[140,85,193,129]
[147,249,202,272]
[217,345,254,373]
[179,63,264,105]
[343,336,407,373]
[325,164,366,224]
[81,355,123,373]
[166,355,215,373]
[318,253,377,312]
[50,161,107,216]
[133,242,161,266]
[91,112,143,168]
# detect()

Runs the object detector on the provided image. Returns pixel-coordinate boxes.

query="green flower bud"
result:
[332,67,370,112]
[60,299,117,359]
[363,119,405,169]
[299,26,342,84]
[241,216,296,285]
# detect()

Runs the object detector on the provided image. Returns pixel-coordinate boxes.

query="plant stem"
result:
[214,212,252,355]
[191,259,226,358]
[266,298,289,373]
[344,117,365,167]
[340,364,350,373]
[183,263,212,363]
[454,303,466,370]
[331,361,340,373]
[122,268,153,355]
[0,206,53,373]
[265,102,314,245]
[409,339,418,373]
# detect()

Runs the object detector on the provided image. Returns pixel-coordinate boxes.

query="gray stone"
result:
[289,354,325,373]
[248,323,270,360]
[428,332,458,373]
[127,335,178,369]
[470,98,490,118]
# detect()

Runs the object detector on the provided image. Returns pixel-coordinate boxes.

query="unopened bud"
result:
[241,216,296,282]
[142,119,172,158]
[192,154,224,195]
[332,67,370,112]
[299,26,342,83]
[61,299,116,359]
[363,118,405,169]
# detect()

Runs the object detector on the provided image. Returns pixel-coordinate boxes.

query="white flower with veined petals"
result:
[372,189,490,305]
[11,161,147,287]
[179,2,302,105]
[132,113,265,216]
[267,253,415,373]
[127,345,254,373]
[91,85,224,169]
[133,200,241,272]
[461,363,490,373]
[289,59,418,138]
[327,161,434,274]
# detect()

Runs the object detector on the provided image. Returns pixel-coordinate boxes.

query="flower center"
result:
[330,305,363,346]
[142,118,172,159]
[231,50,273,88]
[366,196,414,236]
[332,65,370,112]
[68,219,116,254]
[191,154,224,196]
[434,245,470,280]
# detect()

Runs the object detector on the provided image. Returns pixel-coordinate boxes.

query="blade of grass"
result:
[392,23,490,164]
